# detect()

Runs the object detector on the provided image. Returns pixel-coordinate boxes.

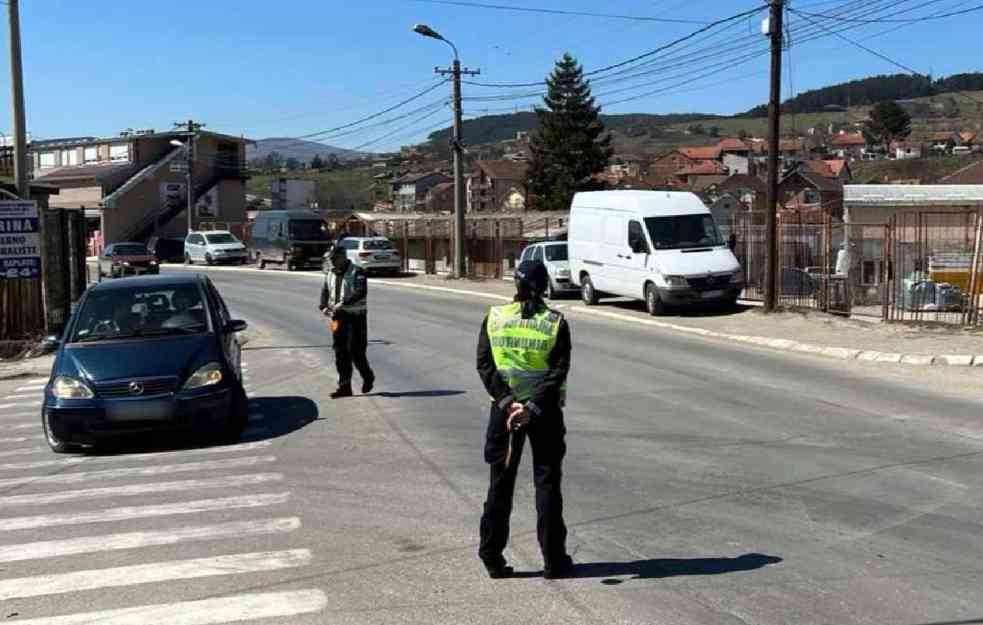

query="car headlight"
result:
[665,275,688,288]
[730,271,743,284]
[51,376,94,400]
[183,363,223,390]
[122,261,131,267]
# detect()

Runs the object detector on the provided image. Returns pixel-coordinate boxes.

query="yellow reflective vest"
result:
[486,302,565,404]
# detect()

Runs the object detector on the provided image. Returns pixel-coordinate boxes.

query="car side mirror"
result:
[40,335,60,354]
[225,319,248,333]
[630,239,648,255]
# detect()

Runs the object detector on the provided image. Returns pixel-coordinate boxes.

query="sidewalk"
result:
[0,353,54,380]
[375,273,983,366]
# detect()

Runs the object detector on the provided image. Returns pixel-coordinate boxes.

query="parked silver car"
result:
[184,231,249,266]
[518,241,576,299]
[336,237,402,276]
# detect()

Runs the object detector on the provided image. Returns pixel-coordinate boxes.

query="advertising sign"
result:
[0,201,41,279]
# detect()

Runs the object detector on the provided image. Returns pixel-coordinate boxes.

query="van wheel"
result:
[581,275,599,306]
[184,253,193,266]
[645,283,666,316]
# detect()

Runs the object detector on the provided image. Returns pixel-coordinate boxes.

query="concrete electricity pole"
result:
[763,0,784,313]
[173,120,204,234]
[414,24,479,278]
[8,0,29,200]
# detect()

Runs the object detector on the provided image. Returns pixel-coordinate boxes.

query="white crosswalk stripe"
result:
[4,590,328,624]
[0,360,325,623]
[0,492,290,531]
[0,549,311,600]
[0,472,284,507]
[0,440,272,471]
[0,516,301,563]
[0,455,276,488]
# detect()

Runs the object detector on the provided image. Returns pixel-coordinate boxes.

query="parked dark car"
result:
[98,243,159,279]
[147,236,185,264]
[40,274,249,453]
[250,210,332,271]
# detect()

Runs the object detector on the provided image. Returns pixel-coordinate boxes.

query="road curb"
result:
[170,264,980,369]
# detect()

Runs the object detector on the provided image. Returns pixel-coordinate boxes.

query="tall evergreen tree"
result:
[526,53,613,212]
[863,100,912,150]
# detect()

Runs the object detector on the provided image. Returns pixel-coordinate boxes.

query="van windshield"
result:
[289,220,328,241]
[644,215,723,250]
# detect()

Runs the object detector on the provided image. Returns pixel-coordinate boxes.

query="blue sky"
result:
[1,0,981,152]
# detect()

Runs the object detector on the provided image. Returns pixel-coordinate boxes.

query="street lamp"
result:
[170,138,194,234]
[414,23,476,278]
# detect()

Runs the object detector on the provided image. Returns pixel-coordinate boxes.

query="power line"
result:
[410,0,712,24]
[792,2,983,21]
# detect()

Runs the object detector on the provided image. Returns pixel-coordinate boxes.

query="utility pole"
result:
[436,59,480,278]
[8,0,28,200]
[763,0,784,313]
[174,119,204,233]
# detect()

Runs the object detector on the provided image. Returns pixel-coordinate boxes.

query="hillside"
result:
[247,138,367,163]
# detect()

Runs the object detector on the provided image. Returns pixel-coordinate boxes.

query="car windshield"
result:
[544,244,568,261]
[289,220,328,240]
[71,284,209,343]
[644,215,724,250]
[112,244,148,256]
[205,233,238,245]
[364,239,394,250]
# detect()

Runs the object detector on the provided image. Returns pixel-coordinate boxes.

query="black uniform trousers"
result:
[478,401,568,569]
[332,312,373,387]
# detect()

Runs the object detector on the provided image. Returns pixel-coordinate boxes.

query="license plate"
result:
[105,399,173,421]
[702,290,725,299]
[375,255,389,261]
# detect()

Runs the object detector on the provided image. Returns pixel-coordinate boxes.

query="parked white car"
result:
[568,191,743,315]
[184,230,249,265]
[336,237,402,276]
[518,241,577,299]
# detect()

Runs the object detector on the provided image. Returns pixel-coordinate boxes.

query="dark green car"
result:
[249,210,332,271]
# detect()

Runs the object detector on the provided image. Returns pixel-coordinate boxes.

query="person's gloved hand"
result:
[507,402,531,431]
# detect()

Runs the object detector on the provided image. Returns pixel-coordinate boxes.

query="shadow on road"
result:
[567,553,782,584]
[372,390,466,399]
[242,395,319,441]
[604,298,752,319]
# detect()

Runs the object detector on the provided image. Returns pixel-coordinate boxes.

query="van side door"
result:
[598,214,626,295]
[624,220,652,300]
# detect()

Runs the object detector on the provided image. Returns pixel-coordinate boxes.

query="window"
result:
[862,260,882,285]
[544,244,568,262]
[61,149,79,166]
[205,233,239,245]
[71,284,208,343]
[39,152,57,169]
[520,246,534,262]
[532,247,545,262]
[628,221,647,251]
[109,144,130,162]
[112,244,148,256]
[644,214,724,250]
[289,220,328,241]
[364,239,394,250]
[342,239,359,250]
[83,146,98,163]
[803,189,821,205]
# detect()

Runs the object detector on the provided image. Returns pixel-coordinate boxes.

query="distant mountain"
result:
[741,72,983,117]
[427,112,719,146]
[247,138,367,162]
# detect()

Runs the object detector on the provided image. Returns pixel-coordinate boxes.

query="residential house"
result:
[959,131,980,152]
[608,176,656,191]
[749,137,807,166]
[606,162,643,185]
[30,129,251,245]
[830,132,868,160]
[648,146,720,187]
[674,160,726,188]
[930,131,962,154]
[717,137,752,174]
[800,159,852,182]
[778,166,845,221]
[717,174,768,212]
[892,141,923,160]
[468,160,529,212]
[392,171,452,212]
[425,181,455,212]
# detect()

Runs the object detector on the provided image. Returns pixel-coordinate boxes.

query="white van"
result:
[568,191,743,315]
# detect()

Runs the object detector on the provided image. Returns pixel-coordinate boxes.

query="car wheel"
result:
[184,253,193,266]
[581,275,599,306]
[645,283,666,316]
[257,256,266,270]
[205,254,213,266]
[286,262,295,272]
[220,384,249,443]
[547,280,557,300]
[43,411,81,454]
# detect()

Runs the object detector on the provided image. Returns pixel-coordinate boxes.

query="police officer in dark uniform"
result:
[320,245,375,399]
[475,259,574,579]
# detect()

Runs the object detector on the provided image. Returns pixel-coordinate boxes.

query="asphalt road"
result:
[2,266,982,625]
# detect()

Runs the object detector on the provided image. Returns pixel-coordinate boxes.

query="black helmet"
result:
[514,260,549,296]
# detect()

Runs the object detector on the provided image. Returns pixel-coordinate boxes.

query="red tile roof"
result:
[801,159,847,179]
[679,146,722,160]
[960,131,978,145]
[717,138,749,152]
[830,132,866,147]
[676,161,726,176]
[476,159,528,181]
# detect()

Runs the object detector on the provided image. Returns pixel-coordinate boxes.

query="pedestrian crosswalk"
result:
[0,362,328,623]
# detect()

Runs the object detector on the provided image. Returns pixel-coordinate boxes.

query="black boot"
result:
[543,555,574,579]
[361,375,375,395]
[482,558,514,579]
[330,384,353,399]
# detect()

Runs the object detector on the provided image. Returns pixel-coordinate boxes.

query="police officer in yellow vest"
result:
[476,259,574,579]
[320,245,375,399]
